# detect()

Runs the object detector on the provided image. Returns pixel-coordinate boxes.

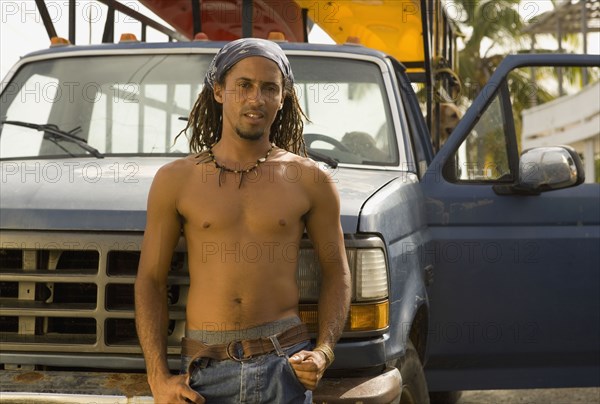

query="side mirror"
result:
[494,146,585,195]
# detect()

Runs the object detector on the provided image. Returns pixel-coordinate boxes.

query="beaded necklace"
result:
[207,145,274,188]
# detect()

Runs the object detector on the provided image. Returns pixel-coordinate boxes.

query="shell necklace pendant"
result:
[206,145,274,188]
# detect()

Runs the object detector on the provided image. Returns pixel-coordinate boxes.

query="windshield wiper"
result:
[307,149,338,169]
[1,120,104,159]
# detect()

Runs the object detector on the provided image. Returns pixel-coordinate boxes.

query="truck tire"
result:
[398,341,430,404]
[429,391,463,404]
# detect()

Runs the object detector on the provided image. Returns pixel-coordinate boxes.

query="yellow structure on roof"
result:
[295,0,425,68]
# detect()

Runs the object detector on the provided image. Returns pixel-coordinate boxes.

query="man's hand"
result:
[288,350,327,391]
[150,374,205,404]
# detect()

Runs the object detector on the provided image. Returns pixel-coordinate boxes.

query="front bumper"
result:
[0,367,401,404]
[314,367,402,403]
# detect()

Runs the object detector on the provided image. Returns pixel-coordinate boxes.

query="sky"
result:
[1,0,599,80]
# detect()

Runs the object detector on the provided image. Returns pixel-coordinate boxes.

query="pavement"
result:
[458,387,600,403]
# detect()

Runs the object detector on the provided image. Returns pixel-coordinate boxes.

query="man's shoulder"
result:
[274,149,320,170]
[273,149,336,190]
[157,154,203,175]
[151,155,200,189]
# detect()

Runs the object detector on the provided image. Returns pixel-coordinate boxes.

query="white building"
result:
[522,80,599,183]
[522,0,599,182]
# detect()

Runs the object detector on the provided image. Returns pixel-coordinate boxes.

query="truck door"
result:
[421,55,600,391]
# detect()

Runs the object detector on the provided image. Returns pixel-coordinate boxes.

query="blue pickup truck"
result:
[1,37,598,403]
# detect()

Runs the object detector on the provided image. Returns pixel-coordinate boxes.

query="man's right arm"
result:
[134,163,203,403]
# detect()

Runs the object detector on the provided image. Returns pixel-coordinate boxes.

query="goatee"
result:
[235,127,264,141]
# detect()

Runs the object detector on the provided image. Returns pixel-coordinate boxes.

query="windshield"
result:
[1,53,398,165]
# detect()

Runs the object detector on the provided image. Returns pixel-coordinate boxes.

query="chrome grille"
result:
[0,231,188,368]
[0,231,382,369]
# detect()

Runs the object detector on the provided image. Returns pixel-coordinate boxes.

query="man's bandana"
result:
[204,38,293,89]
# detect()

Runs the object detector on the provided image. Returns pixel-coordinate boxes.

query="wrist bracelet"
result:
[314,345,335,367]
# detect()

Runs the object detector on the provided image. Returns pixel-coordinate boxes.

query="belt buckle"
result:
[226,340,244,362]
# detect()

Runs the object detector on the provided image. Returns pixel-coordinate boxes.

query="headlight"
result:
[297,239,390,333]
[297,246,388,302]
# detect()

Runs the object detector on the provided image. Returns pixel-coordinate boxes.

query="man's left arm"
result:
[288,165,351,390]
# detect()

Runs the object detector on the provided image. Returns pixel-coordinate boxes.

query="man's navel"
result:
[202,221,211,229]
[278,219,286,226]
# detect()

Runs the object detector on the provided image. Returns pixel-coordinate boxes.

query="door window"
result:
[444,86,515,183]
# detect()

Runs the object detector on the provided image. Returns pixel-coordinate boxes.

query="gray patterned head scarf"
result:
[204,38,293,89]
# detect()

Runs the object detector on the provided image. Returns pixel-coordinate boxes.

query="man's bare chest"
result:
[177,165,310,233]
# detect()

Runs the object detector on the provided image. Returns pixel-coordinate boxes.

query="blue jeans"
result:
[181,340,313,403]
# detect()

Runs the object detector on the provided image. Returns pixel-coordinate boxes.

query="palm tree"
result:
[450,0,557,163]
[455,0,595,107]
[454,0,551,105]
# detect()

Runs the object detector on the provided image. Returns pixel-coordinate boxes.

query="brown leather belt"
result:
[182,323,309,362]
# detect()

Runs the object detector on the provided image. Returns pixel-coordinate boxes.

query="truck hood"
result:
[0,158,399,232]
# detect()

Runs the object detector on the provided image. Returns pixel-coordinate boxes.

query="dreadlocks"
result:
[177,77,307,157]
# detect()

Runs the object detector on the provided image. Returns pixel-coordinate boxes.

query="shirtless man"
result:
[134,38,351,403]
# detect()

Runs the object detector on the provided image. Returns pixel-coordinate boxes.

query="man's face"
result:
[214,56,285,142]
